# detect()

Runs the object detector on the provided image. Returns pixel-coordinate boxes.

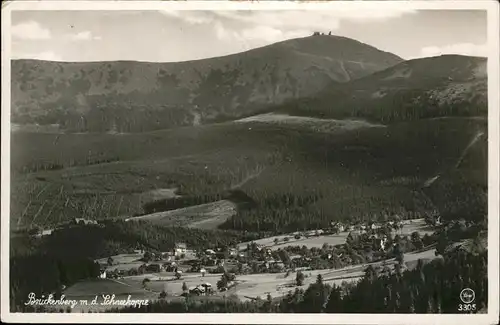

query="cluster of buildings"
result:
[186,283,213,296]
[73,218,99,226]
[102,242,234,279]
[30,217,102,238]
[98,216,423,283]
[32,229,54,238]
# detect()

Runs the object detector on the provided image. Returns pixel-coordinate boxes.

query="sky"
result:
[11,9,487,62]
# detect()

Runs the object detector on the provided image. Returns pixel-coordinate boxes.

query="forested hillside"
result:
[275,55,487,123]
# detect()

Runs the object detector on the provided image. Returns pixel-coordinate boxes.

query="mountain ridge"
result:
[11,35,403,132]
[13,34,403,65]
[274,54,487,123]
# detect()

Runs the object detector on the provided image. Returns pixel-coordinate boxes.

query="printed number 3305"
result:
[458,304,476,312]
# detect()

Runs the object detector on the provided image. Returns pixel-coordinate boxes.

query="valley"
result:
[53,216,438,313]
[8,32,489,315]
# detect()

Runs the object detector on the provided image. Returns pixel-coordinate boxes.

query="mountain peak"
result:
[274,34,404,63]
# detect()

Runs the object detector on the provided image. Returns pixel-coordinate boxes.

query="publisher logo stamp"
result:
[460,288,475,304]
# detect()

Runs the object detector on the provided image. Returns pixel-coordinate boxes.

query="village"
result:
[85,216,438,303]
[20,211,441,310]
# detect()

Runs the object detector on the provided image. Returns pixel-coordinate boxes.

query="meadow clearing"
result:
[60,278,158,313]
[96,253,144,266]
[237,218,434,251]
[126,200,238,229]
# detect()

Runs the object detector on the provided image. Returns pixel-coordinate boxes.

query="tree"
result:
[393,243,404,264]
[225,271,236,282]
[325,285,342,312]
[217,276,228,291]
[265,293,274,312]
[300,275,329,312]
[381,264,392,278]
[236,262,243,274]
[346,232,355,246]
[217,271,236,291]
[410,232,424,250]
[435,233,450,256]
[364,265,377,282]
[394,262,403,275]
[296,271,305,286]
[278,250,291,266]
[143,251,151,263]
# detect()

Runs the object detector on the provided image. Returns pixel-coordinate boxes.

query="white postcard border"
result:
[1,1,499,324]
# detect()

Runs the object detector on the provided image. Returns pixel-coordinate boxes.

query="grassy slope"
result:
[11,116,486,231]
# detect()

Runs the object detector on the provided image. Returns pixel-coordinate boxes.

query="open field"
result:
[141,188,181,201]
[237,232,349,251]
[235,113,385,133]
[399,218,435,236]
[61,278,158,313]
[237,218,435,251]
[126,200,238,229]
[231,248,437,301]
[97,252,200,274]
[125,272,222,295]
[105,262,146,273]
[96,253,143,266]
[229,248,438,301]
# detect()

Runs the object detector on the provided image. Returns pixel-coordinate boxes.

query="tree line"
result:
[33,220,262,260]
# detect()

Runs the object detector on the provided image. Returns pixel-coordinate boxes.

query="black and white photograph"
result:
[1,1,499,324]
